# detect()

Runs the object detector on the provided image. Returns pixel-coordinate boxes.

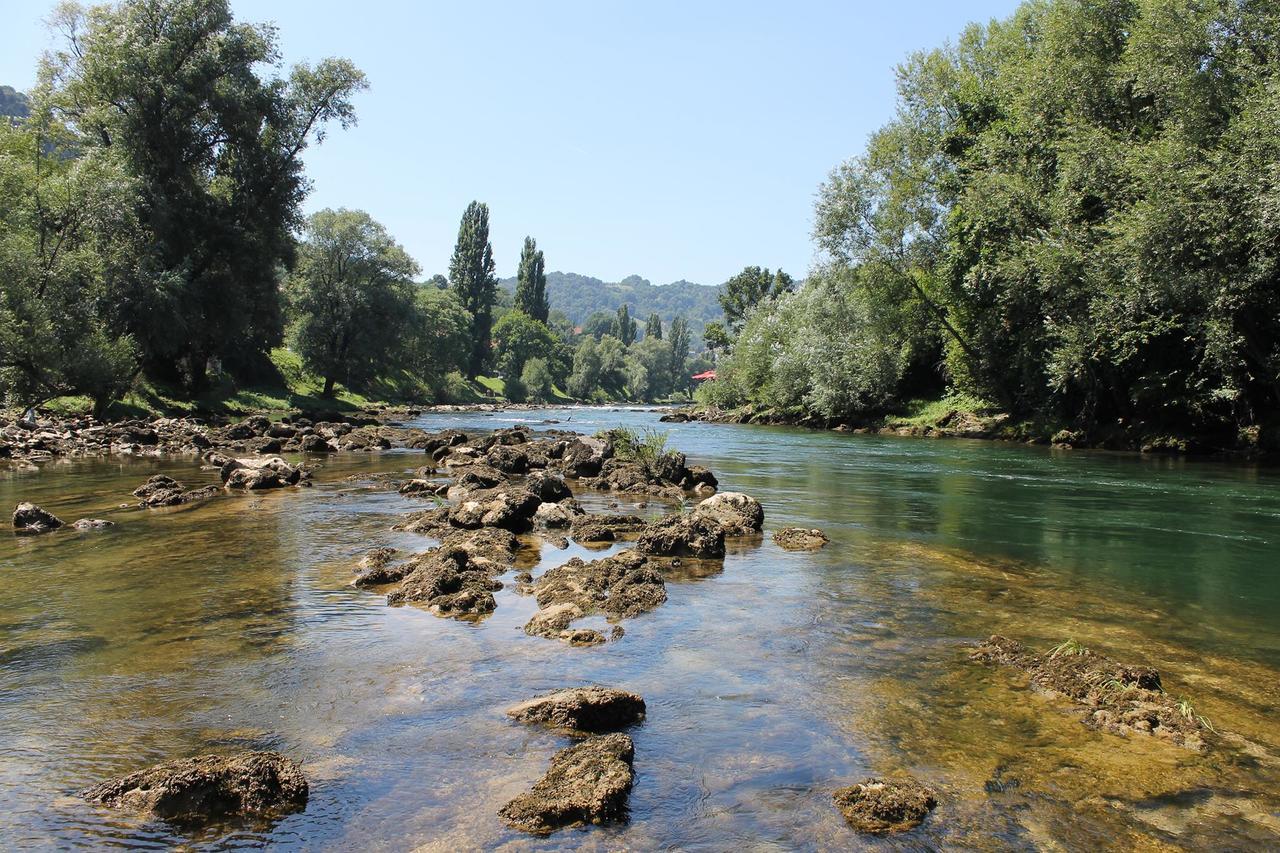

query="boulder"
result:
[692,492,763,535]
[506,687,646,734]
[82,751,307,825]
[525,550,666,642]
[486,444,529,474]
[560,436,607,478]
[773,527,830,550]
[222,457,304,490]
[832,777,937,835]
[635,513,725,558]
[533,502,575,529]
[524,470,572,503]
[299,434,334,453]
[353,547,405,586]
[12,502,63,533]
[399,479,446,497]
[498,734,634,834]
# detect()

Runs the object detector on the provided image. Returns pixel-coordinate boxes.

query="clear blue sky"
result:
[0,0,1020,285]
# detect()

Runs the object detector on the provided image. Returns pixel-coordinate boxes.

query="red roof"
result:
[691,370,717,381]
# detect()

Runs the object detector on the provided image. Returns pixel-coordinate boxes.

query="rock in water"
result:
[499,734,635,834]
[832,777,937,834]
[692,491,764,535]
[635,513,725,558]
[506,687,646,734]
[773,527,830,550]
[82,751,308,825]
[12,502,64,533]
[72,518,115,530]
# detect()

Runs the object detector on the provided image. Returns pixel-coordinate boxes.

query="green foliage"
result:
[513,236,550,323]
[613,304,637,346]
[0,121,138,415]
[645,313,663,340]
[709,267,911,419]
[598,426,669,468]
[286,209,419,397]
[35,0,366,391]
[702,320,731,357]
[805,0,1280,440]
[719,266,794,330]
[492,310,557,381]
[449,200,498,378]
[1049,639,1090,659]
[521,357,554,402]
[499,271,722,342]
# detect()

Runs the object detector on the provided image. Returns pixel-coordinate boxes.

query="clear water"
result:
[2,406,1278,850]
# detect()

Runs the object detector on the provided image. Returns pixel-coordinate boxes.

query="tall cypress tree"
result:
[645,313,663,340]
[514,236,549,323]
[614,304,637,346]
[448,201,498,378]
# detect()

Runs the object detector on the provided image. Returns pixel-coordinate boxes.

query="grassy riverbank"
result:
[25,349,496,420]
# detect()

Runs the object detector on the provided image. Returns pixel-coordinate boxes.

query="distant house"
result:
[691,370,716,381]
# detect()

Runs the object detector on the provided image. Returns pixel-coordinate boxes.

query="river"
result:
[2,406,1278,850]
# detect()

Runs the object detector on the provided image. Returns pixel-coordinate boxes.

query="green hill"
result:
[498,271,723,342]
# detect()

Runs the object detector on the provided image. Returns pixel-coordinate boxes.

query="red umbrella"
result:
[691,370,717,381]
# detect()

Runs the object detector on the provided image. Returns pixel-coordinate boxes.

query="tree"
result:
[628,336,671,400]
[581,311,615,340]
[425,274,449,289]
[36,0,367,391]
[514,236,549,323]
[567,336,602,399]
[448,201,498,378]
[612,304,637,346]
[666,315,692,392]
[286,209,418,397]
[407,286,470,391]
[703,321,732,359]
[645,313,663,340]
[719,266,794,330]
[491,310,557,381]
[521,357,554,402]
[0,122,138,414]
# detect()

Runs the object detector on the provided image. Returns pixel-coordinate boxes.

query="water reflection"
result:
[1,408,1277,848]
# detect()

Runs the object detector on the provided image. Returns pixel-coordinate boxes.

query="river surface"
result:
[2,406,1279,850]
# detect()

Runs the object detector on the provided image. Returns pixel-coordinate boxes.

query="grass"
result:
[884,392,999,428]
[599,426,671,468]
[1048,638,1091,659]
[24,349,502,421]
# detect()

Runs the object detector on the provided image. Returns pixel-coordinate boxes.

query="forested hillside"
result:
[498,272,722,341]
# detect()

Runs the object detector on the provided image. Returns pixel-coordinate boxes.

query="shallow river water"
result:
[2,406,1279,850]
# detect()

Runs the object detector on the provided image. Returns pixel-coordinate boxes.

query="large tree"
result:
[612,304,637,346]
[491,310,557,381]
[36,0,366,391]
[286,209,418,398]
[719,266,794,330]
[645,313,663,340]
[449,201,498,378]
[513,236,549,323]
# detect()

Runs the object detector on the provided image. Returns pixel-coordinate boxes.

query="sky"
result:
[0,0,1021,286]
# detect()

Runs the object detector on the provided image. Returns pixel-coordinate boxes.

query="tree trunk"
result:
[322,375,336,398]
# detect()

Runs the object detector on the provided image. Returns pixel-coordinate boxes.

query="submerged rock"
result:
[971,635,1208,749]
[82,751,308,825]
[506,687,646,735]
[12,502,63,533]
[635,513,725,558]
[773,527,830,550]
[832,777,937,835]
[526,549,666,642]
[352,546,404,586]
[499,734,635,834]
[72,518,115,530]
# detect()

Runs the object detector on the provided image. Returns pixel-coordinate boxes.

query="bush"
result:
[521,357,554,403]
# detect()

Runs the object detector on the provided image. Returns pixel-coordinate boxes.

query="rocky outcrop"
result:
[773,527,830,550]
[384,528,520,618]
[525,550,666,642]
[132,475,220,507]
[72,518,115,530]
[832,777,937,835]
[498,734,634,834]
[82,751,307,825]
[570,513,646,543]
[635,513,725,558]
[221,456,306,490]
[692,492,763,535]
[398,478,447,497]
[507,687,646,735]
[352,547,404,586]
[12,502,63,533]
[971,635,1208,749]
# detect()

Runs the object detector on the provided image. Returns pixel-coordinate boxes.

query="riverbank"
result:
[668,395,1277,461]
